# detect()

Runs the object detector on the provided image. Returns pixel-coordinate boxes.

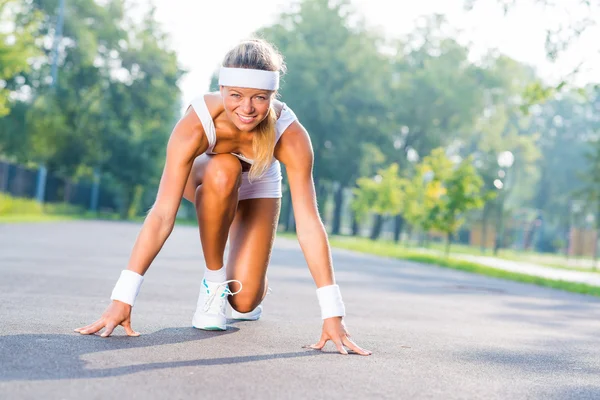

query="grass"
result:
[281,234,600,298]
[0,193,121,224]
[427,240,597,270]
[4,193,599,297]
[0,213,81,223]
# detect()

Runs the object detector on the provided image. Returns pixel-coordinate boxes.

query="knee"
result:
[203,155,242,195]
[229,291,261,314]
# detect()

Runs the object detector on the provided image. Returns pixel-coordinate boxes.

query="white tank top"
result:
[190,94,298,165]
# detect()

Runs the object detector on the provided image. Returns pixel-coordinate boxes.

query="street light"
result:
[497,151,515,169]
[494,150,514,255]
[35,0,66,204]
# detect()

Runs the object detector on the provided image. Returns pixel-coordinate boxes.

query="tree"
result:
[460,54,542,252]
[257,0,392,232]
[1,0,183,216]
[402,148,452,244]
[575,142,600,267]
[99,7,183,218]
[429,156,486,256]
[466,0,600,100]
[351,163,405,239]
[378,15,489,241]
[0,0,40,117]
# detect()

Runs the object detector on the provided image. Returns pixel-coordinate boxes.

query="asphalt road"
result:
[1,221,600,399]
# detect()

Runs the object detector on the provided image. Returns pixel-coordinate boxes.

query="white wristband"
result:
[110,270,144,306]
[316,284,346,319]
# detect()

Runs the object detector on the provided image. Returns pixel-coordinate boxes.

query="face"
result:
[220,86,274,132]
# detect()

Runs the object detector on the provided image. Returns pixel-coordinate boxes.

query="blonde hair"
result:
[222,38,286,182]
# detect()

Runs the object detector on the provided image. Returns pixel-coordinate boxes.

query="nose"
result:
[240,98,254,114]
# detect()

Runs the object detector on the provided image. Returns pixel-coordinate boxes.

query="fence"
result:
[0,161,117,212]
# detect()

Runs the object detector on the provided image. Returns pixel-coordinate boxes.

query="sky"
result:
[138,0,600,108]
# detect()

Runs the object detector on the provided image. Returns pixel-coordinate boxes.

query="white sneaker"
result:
[192,279,242,331]
[228,287,271,321]
[230,305,263,321]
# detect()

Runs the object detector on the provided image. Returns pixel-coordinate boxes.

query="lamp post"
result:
[35,0,66,204]
[494,151,514,255]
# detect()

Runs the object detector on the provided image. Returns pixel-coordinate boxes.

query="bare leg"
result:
[226,197,281,313]
[183,155,280,313]
[183,153,242,271]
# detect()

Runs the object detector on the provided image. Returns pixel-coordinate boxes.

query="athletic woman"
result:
[75,38,371,356]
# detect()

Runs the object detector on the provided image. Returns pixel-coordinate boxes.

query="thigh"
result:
[226,197,281,305]
[182,154,211,203]
[182,153,245,203]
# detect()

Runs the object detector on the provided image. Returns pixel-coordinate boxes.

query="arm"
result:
[74,106,207,338]
[126,107,208,276]
[276,121,371,356]
[274,121,334,288]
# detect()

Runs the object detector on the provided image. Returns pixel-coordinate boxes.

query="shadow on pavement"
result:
[457,345,600,376]
[548,385,600,400]
[0,327,320,381]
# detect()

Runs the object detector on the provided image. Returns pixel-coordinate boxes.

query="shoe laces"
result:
[202,279,243,314]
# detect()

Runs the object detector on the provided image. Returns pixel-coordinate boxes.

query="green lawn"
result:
[424,240,591,267]
[5,208,599,298]
[279,233,600,298]
[0,214,80,223]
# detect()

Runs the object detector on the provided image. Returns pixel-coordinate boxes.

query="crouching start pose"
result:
[74,38,371,356]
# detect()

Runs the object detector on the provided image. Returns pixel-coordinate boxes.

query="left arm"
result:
[275,121,371,356]
[274,121,333,288]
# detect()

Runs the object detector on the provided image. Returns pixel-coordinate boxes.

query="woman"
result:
[75,39,371,356]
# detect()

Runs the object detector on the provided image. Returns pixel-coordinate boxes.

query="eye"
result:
[256,96,267,101]
[231,93,241,98]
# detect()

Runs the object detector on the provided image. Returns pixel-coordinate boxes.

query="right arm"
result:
[74,106,207,337]
[126,107,208,276]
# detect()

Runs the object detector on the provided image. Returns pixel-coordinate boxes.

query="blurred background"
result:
[1,0,600,266]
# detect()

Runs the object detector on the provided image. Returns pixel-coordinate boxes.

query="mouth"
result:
[237,114,257,124]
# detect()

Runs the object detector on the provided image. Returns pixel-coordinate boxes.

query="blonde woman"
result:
[75,39,371,356]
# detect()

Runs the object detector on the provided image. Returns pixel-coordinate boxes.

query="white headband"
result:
[218,67,279,90]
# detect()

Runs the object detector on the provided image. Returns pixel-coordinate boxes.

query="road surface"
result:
[1,221,600,399]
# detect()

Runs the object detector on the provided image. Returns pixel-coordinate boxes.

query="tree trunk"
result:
[424,233,431,248]
[127,185,144,219]
[119,185,134,220]
[481,202,489,253]
[370,214,384,240]
[595,205,600,271]
[331,184,344,236]
[315,179,329,222]
[393,214,405,243]
[284,188,295,232]
[63,179,72,204]
[594,230,598,271]
[351,211,360,237]
[405,225,413,247]
[418,230,425,247]
[445,232,452,257]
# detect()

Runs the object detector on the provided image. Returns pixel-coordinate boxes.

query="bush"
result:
[0,193,43,216]
[0,193,83,216]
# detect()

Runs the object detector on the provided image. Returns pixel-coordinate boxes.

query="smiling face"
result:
[220,86,274,132]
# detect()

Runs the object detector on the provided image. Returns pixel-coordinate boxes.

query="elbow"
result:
[296,218,326,242]
[148,207,177,231]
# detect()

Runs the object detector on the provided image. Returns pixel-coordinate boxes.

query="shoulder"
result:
[272,99,285,118]
[272,98,297,120]
[274,99,298,140]
[174,102,209,156]
[191,91,225,120]
[274,119,313,168]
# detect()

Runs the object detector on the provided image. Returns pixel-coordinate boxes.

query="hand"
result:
[74,300,140,338]
[306,317,372,356]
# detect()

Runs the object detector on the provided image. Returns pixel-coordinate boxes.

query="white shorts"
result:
[238,160,282,201]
